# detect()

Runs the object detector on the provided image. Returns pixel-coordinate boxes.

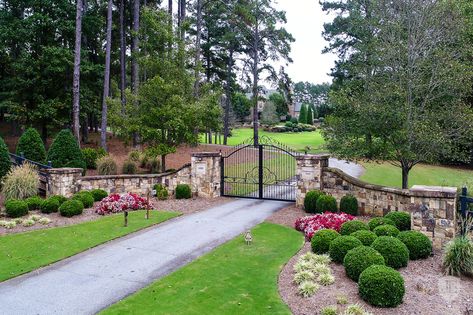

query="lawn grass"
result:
[203,128,326,153]
[0,210,180,282]
[361,162,473,189]
[101,222,304,315]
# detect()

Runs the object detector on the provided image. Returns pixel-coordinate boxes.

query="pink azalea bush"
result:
[95,193,153,215]
[295,212,355,240]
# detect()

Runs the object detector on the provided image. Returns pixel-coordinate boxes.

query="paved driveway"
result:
[0,198,290,315]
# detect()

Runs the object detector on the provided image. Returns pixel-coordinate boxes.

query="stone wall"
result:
[45,168,83,197]
[80,164,192,195]
[296,154,458,249]
[191,152,221,198]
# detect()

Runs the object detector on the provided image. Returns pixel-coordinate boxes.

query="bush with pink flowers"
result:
[95,193,153,215]
[295,212,355,240]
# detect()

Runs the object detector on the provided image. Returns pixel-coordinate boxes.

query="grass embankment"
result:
[101,223,304,315]
[0,210,180,282]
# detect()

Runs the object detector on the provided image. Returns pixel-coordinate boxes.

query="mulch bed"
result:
[266,204,306,228]
[0,196,232,236]
[279,242,473,315]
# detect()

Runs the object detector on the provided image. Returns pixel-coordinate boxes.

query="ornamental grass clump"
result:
[384,211,411,231]
[373,224,400,237]
[320,306,338,315]
[22,219,35,227]
[122,159,137,174]
[358,265,405,307]
[293,251,335,297]
[343,246,385,281]
[397,231,432,260]
[443,236,473,277]
[329,235,362,263]
[294,270,315,284]
[317,273,335,286]
[371,236,409,269]
[340,220,369,236]
[38,217,51,225]
[97,155,118,175]
[344,304,374,315]
[298,281,320,298]
[350,230,378,246]
[2,163,39,201]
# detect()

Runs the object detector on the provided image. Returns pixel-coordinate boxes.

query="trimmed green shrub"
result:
[90,189,108,202]
[72,191,94,208]
[358,265,405,307]
[82,148,99,169]
[154,184,169,200]
[374,224,400,237]
[340,220,369,236]
[97,155,117,175]
[49,195,68,206]
[384,211,411,231]
[329,235,362,263]
[0,136,11,180]
[40,198,60,214]
[371,236,409,269]
[316,195,337,213]
[340,195,358,216]
[25,196,44,210]
[311,229,340,254]
[1,163,39,200]
[122,159,137,174]
[443,236,473,277]
[59,199,84,217]
[47,129,86,169]
[343,246,385,281]
[350,230,378,246]
[175,184,192,199]
[304,190,325,213]
[368,217,396,231]
[5,199,29,218]
[397,231,432,260]
[16,128,47,164]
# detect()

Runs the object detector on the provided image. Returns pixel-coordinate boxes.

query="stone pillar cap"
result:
[192,152,221,158]
[295,154,330,160]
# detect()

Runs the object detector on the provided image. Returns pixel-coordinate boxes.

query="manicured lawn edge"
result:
[101,222,304,315]
[0,210,180,282]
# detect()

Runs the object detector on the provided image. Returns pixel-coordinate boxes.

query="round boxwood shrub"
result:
[397,231,432,260]
[368,217,396,231]
[340,195,358,216]
[40,197,60,214]
[0,136,11,180]
[340,220,369,235]
[374,224,400,237]
[304,190,325,213]
[25,196,44,210]
[311,229,340,254]
[90,189,108,202]
[47,129,86,169]
[384,211,411,231]
[316,195,337,213]
[5,199,28,218]
[175,184,192,199]
[371,236,409,269]
[16,128,47,164]
[59,199,84,217]
[351,230,378,246]
[358,265,405,307]
[49,195,68,206]
[329,235,362,263]
[72,191,94,208]
[343,246,385,281]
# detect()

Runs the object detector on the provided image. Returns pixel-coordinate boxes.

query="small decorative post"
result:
[146,190,150,220]
[124,211,128,227]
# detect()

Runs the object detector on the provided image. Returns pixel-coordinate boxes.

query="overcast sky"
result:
[274,0,337,85]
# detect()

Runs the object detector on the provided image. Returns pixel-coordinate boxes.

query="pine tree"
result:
[307,106,314,125]
[16,128,47,164]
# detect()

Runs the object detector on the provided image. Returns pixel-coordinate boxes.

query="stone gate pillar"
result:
[295,154,329,206]
[191,152,221,198]
[45,168,83,197]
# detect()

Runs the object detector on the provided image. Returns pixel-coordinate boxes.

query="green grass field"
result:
[101,223,304,315]
[0,210,179,282]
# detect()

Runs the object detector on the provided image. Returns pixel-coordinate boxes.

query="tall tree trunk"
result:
[401,160,411,189]
[101,0,113,151]
[193,0,202,97]
[223,49,233,145]
[161,154,166,172]
[82,117,89,143]
[119,0,127,114]
[72,0,83,144]
[168,0,172,15]
[131,0,140,147]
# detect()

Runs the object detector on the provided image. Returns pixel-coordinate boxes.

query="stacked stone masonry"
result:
[296,154,458,249]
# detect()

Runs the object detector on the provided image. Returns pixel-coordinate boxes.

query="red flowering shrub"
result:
[95,193,153,215]
[295,212,355,240]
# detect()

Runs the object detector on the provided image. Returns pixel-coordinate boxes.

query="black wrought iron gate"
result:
[221,137,299,201]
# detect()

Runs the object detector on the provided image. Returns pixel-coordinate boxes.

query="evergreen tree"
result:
[0,136,11,180]
[307,106,314,125]
[47,130,85,169]
[16,128,47,164]
[299,104,308,124]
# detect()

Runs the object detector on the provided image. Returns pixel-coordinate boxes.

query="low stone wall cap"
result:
[296,154,330,160]
[47,168,83,173]
[410,185,457,194]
